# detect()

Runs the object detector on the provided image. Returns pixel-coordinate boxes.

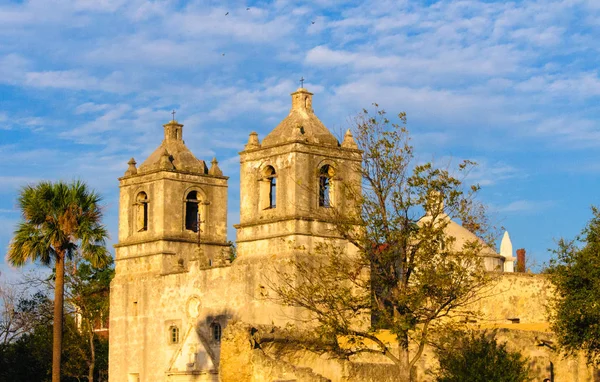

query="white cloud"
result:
[533,117,600,148]
[0,54,30,84]
[491,200,555,214]
[465,160,522,187]
[61,104,165,143]
[84,36,222,68]
[0,145,60,164]
[168,8,296,43]
[510,26,565,46]
[0,113,7,129]
[75,103,112,114]
[71,0,129,12]
[516,72,600,98]
[0,115,51,132]
[22,70,127,93]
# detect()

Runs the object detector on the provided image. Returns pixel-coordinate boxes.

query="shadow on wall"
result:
[166,309,236,377]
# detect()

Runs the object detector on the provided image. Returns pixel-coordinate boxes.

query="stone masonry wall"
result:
[220,322,400,382]
[219,274,598,382]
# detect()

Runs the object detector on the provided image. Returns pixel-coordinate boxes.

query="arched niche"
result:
[317,163,336,208]
[183,187,208,235]
[135,191,149,232]
[259,165,277,210]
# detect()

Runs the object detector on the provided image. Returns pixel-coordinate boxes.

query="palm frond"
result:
[7,222,54,266]
[8,180,110,268]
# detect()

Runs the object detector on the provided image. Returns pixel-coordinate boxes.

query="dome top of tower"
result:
[261,87,339,148]
[137,119,208,174]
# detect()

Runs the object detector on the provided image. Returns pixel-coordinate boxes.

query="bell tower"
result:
[115,119,229,272]
[110,118,229,381]
[236,87,362,261]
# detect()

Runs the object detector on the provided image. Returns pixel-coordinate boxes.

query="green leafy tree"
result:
[271,106,495,381]
[61,312,106,382]
[434,331,531,382]
[0,291,54,382]
[0,288,108,382]
[0,266,112,382]
[547,206,600,365]
[63,259,113,382]
[7,181,110,382]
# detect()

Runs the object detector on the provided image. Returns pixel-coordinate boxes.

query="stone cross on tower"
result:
[171,110,176,121]
[299,77,304,88]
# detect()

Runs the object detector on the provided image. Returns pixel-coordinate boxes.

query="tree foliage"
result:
[434,330,531,382]
[6,180,110,382]
[0,284,51,345]
[270,106,495,380]
[0,313,54,382]
[547,206,600,365]
[0,262,112,382]
[63,259,113,382]
[0,289,55,382]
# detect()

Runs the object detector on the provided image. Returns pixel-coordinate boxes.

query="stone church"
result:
[109,88,593,381]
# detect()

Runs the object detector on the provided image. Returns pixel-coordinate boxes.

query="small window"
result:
[185,191,200,232]
[319,165,333,207]
[170,326,179,344]
[260,166,277,210]
[212,323,221,342]
[269,176,276,208]
[136,192,148,231]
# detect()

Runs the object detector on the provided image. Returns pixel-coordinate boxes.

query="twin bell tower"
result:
[109,87,362,381]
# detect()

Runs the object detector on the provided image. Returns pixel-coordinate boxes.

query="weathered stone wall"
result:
[495,329,598,382]
[219,321,597,382]
[109,263,234,381]
[473,272,553,325]
[411,273,598,381]
[219,322,400,382]
[411,328,598,381]
[109,253,334,381]
[217,274,597,382]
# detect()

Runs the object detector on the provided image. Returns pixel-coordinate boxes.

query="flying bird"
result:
[225,12,229,15]
[247,7,250,10]
[311,21,315,24]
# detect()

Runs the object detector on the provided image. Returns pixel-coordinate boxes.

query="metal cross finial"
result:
[300,77,305,88]
[171,110,176,121]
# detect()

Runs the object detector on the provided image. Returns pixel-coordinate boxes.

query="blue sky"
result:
[1,0,599,277]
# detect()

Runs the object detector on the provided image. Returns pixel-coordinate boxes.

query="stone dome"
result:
[419,213,503,272]
[137,120,208,174]
[261,88,339,147]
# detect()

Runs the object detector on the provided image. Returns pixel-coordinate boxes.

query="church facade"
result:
[109,88,370,381]
[109,88,579,382]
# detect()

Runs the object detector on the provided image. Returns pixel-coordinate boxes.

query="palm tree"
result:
[7,180,110,382]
